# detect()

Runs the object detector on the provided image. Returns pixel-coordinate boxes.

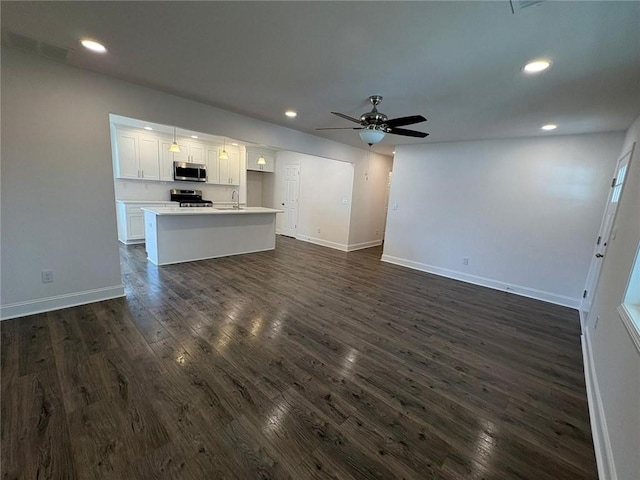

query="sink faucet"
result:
[231,190,239,209]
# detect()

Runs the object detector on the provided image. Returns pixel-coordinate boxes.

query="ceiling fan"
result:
[317,95,429,145]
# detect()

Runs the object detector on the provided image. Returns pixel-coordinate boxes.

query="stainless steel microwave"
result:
[174,161,207,182]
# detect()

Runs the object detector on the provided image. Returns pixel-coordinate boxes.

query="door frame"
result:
[280,163,300,238]
[581,142,635,323]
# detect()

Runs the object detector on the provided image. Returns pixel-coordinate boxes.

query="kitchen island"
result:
[141,206,283,265]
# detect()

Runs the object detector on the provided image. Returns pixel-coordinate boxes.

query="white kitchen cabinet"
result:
[114,128,160,180]
[115,130,140,179]
[205,146,221,184]
[159,137,176,181]
[116,201,177,244]
[138,134,160,180]
[219,149,241,185]
[246,148,275,173]
[172,139,206,164]
[113,126,241,184]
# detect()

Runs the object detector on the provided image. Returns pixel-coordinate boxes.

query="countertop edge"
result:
[141,207,284,216]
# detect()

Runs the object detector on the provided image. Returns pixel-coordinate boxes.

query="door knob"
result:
[595,253,604,258]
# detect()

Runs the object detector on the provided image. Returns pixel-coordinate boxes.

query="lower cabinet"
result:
[116,202,176,244]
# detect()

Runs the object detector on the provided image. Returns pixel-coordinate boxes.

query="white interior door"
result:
[281,164,300,238]
[582,143,635,317]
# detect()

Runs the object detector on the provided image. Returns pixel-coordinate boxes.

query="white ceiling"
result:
[3,1,639,155]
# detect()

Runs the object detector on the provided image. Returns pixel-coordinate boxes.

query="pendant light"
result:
[169,126,181,153]
[219,138,229,160]
[257,154,266,165]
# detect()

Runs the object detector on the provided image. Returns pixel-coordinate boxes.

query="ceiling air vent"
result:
[519,0,545,8]
[509,0,546,14]
[2,31,73,62]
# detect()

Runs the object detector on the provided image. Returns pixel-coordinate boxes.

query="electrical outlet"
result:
[317,228,321,234]
[463,257,469,266]
[376,230,379,236]
[41,270,54,283]
[594,315,600,330]
[392,203,399,210]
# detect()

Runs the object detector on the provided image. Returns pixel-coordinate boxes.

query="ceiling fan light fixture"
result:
[359,126,385,145]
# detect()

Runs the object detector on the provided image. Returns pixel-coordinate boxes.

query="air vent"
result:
[2,31,73,62]
[3,31,38,54]
[519,0,545,9]
[39,41,71,62]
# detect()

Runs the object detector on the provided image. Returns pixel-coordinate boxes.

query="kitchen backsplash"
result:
[114,178,242,202]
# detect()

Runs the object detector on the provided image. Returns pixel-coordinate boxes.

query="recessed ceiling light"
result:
[523,59,551,74]
[191,135,198,139]
[81,39,107,53]
[541,124,557,131]
[285,110,298,118]
[143,126,153,131]
[231,142,239,146]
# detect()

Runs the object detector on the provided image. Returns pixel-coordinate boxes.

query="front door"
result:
[581,142,635,319]
[281,164,300,238]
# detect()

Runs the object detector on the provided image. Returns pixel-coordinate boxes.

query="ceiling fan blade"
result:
[331,112,362,124]
[388,127,429,138]
[316,127,363,131]
[385,115,427,128]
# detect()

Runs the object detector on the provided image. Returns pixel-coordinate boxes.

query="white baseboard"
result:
[582,331,617,480]
[0,285,125,321]
[579,309,588,333]
[296,234,349,252]
[346,240,382,252]
[380,254,580,308]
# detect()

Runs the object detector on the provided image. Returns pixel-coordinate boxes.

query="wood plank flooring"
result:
[1,235,597,479]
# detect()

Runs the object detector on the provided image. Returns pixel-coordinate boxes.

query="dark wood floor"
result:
[1,235,597,479]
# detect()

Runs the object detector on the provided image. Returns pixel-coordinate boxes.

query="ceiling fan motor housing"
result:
[360,111,388,126]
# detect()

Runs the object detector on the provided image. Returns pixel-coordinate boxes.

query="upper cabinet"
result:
[246,148,275,173]
[112,123,244,186]
[208,144,242,185]
[173,139,206,164]
[114,128,160,180]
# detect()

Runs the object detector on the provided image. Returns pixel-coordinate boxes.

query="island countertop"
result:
[142,206,282,265]
[141,206,284,216]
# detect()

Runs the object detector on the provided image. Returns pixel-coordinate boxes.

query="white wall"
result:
[585,115,640,480]
[245,171,264,207]
[348,153,393,249]
[383,133,624,307]
[274,152,354,250]
[0,49,386,319]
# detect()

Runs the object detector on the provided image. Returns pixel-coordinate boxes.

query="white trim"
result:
[346,240,382,252]
[582,331,617,480]
[295,234,349,252]
[579,309,588,333]
[0,285,125,321]
[380,254,580,308]
[618,304,640,353]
